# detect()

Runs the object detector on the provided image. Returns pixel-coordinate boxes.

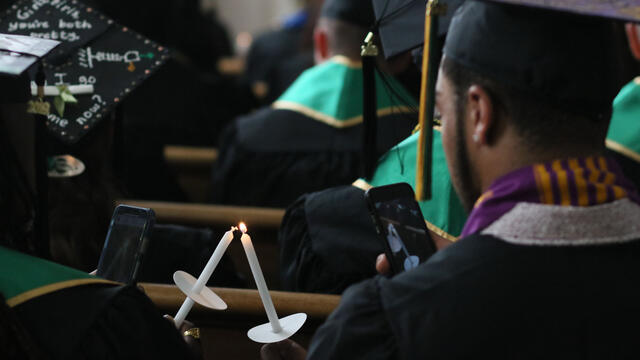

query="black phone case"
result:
[365,183,435,275]
[96,205,155,284]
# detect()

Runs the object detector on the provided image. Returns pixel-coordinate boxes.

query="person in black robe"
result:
[242,0,323,105]
[86,0,247,201]
[277,11,640,297]
[210,0,419,207]
[261,1,640,358]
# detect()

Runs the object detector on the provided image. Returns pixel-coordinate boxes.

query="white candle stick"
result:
[173,227,236,328]
[30,84,94,96]
[239,223,307,343]
[240,230,283,333]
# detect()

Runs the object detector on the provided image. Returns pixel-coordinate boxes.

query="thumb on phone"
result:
[375,253,391,275]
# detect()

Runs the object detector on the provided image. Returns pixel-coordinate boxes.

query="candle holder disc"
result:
[247,312,307,343]
[174,270,227,310]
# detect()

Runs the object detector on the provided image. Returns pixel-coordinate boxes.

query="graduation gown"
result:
[211,56,418,207]
[1,246,194,359]
[606,77,640,189]
[279,129,466,293]
[307,198,640,359]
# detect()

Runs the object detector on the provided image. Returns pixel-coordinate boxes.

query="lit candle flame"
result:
[239,222,247,233]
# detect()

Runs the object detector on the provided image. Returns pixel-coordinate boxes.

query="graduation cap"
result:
[374,0,640,201]
[0,0,169,144]
[372,0,463,59]
[366,0,460,199]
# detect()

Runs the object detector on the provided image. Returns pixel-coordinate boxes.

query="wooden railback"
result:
[163,145,219,168]
[141,283,341,359]
[162,146,218,202]
[116,200,286,289]
[115,200,285,229]
[141,283,340,320]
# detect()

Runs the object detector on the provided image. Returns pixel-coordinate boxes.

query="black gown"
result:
[210,107,416,207]
[279,185,381,293]
[307,233,640,359]
[13,284,196,359]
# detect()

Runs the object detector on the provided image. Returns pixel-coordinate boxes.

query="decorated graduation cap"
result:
[379,0,640,200]
[0,0,169,144]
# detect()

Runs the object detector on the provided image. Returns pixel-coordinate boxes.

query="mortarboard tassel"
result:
[361,32,379,179]
[416,0,444,201]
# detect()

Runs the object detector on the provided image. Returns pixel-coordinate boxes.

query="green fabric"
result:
[276,57,416,122]
[364,130,467,237]
[607,78,640,158]
[0,246,94,300]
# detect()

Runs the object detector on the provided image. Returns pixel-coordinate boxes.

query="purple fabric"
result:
[461,156,640,237]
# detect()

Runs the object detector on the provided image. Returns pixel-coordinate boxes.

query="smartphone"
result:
[365,182,436,275]
[96,205,155,284]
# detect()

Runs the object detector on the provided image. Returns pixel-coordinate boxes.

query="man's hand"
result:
[375,253,391,275]
[164,315,203,360]
[375,229,453,275]
[260,339,307,360]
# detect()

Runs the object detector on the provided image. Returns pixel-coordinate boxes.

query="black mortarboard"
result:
[444,0,627,116]
[0,0,169,144]
[410,0,640,201]
[321,0,376,28]
[372,0,463,59]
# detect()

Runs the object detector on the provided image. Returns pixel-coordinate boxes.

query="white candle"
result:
[240,230,283,333]
[30,84,95,96]
[174,227,236,327]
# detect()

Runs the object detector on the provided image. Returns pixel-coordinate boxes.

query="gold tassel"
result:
[415,0,436,200]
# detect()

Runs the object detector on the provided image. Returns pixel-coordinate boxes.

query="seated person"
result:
[242,0,323,104]
[279,128,467,293]
[606,22,640,189]
[0,245,199,359]
[264,1,640,358]
[279,1,640,296]
[210,0,419,207]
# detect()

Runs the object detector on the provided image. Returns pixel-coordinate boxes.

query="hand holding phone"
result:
[96,205,155,284]
[365,183,436,275]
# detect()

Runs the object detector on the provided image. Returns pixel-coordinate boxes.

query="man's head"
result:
[436,1,622,211]
[313,0,375,63]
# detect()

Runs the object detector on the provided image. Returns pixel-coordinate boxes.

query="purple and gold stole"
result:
[461,156,640,237]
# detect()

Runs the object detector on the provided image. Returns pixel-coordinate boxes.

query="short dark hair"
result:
[440,56,611,152]
[318,17,369,59]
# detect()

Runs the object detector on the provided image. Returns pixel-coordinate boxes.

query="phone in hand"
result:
[96,205,155,284]
[365,182,436,275]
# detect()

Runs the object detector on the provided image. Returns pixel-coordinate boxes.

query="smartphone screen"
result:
[366,183,436,274]
[97,206,154,283]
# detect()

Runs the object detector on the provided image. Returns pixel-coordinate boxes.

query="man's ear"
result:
[626,23,640,61]
[313,28,330,64]
[466,85,494,146]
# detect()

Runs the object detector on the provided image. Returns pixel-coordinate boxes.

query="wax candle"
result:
[174,227,236,327]
[240,227,283,333]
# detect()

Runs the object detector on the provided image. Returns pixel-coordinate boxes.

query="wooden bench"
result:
[115,200,285,229]
[142,283,340,359]
[164,145,219,168]
[117,200,286,288]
